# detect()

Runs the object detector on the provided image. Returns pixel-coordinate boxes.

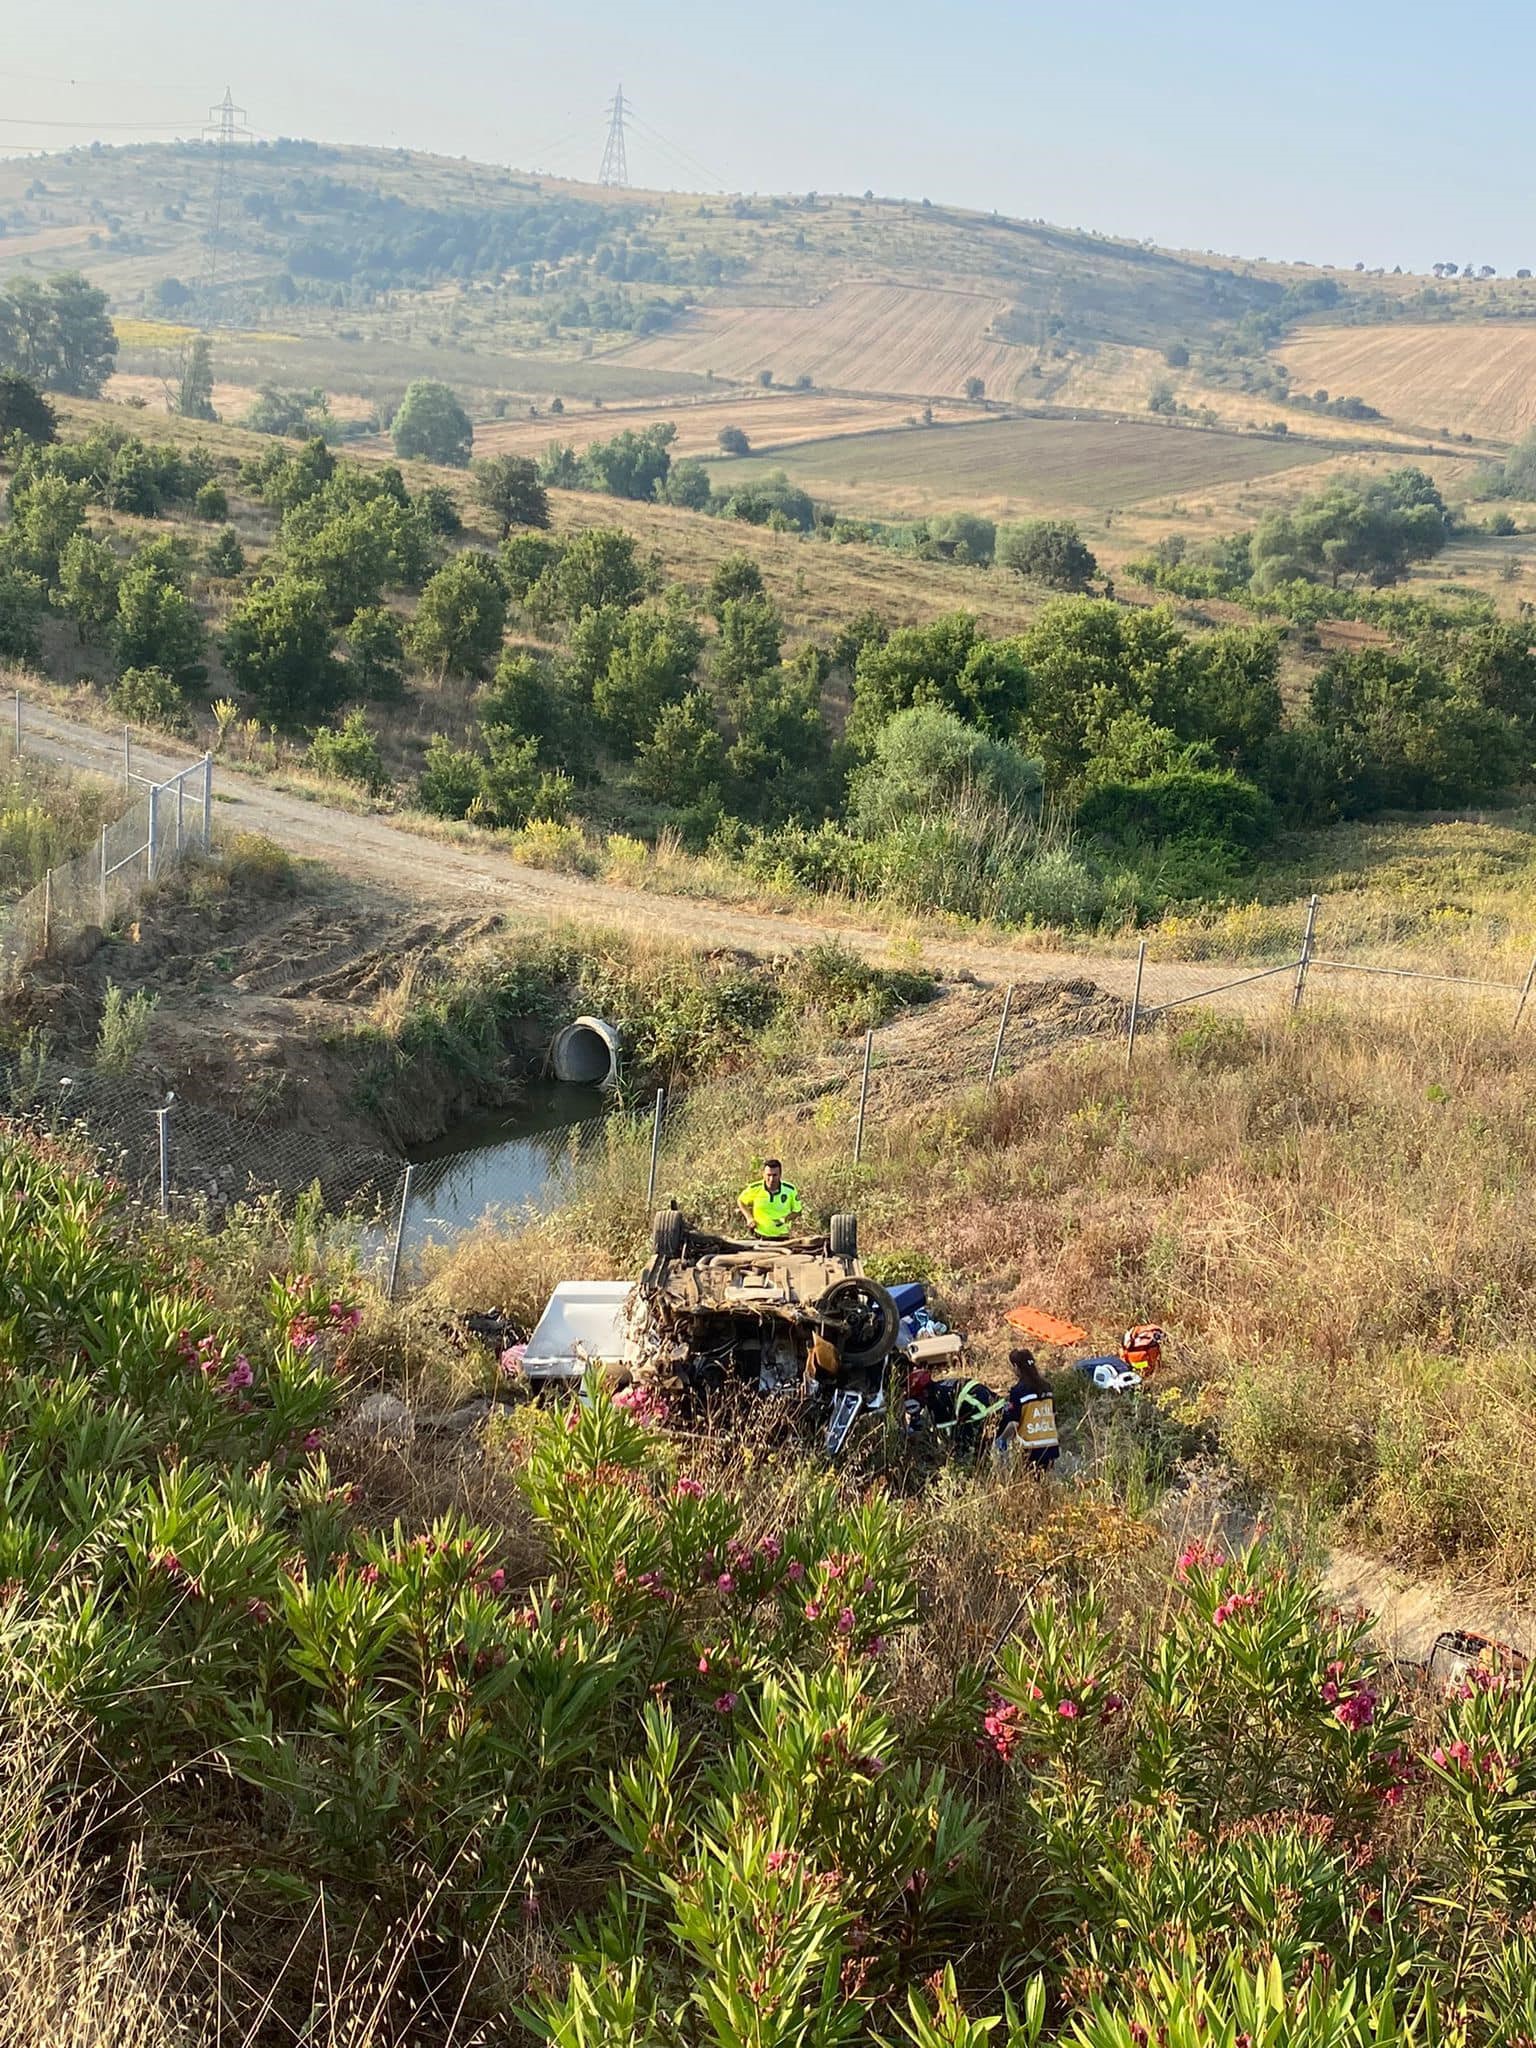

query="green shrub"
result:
[95,980,158,1069]
[193,479,229,521]
[1077,767,1276,859]
[306,710,389,794]
[108,664,189,734]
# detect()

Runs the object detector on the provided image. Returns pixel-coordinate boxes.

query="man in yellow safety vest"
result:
[737,1159,805,1241]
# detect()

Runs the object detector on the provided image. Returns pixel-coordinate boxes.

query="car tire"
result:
[828,1212,858,1260]
[652,1208,687,1258]
[817,1275,898,1374]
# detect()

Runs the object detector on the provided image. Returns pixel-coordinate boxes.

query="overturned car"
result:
[633,1206,899,1414]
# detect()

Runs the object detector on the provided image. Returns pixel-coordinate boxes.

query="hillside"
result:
[8,136,1536,462]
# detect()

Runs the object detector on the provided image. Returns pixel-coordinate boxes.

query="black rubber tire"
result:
[828,1212,858,1261]
[652,1208,687,1258]
[817,1275,899,1375]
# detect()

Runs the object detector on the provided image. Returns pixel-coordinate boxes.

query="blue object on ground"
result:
[888,1282,927,1319]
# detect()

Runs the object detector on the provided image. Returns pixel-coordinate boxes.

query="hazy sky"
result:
[4,0,1532,272]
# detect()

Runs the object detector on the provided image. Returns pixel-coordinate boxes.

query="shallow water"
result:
[401,1083,609,1250]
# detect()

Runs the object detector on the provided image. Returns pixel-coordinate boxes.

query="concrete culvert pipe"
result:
[551,1015,621,1091]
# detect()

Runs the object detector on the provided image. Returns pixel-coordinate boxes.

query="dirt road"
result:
[18,697,1258,1013]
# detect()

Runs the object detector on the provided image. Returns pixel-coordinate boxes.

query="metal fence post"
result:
[175,773,185,854]
[98,826,108,924]
[201,753,213,850]
[11,689,19,761]
[147,782,159,881]
[386,1163,416,1301]
[853,1026,874,1165]
[645,1087,665,1210]
[1292,894,1320,1013]
[1125,940,1147,1070]
[123,726,131,790]
[156,1103,171,1216]
[41,869,51,955]
[988,983,1015,1085]
[1516,950,1536,1031]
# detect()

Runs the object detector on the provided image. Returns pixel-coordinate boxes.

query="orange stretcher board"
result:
[1006,1305,1089,1345]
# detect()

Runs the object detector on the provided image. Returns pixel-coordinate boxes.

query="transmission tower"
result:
[203,86,248,290]
[598,84,630,188]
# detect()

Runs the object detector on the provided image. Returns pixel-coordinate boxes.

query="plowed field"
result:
[616,281,1028,400]
[1276,323,1536,442]
[706,415,1326,517]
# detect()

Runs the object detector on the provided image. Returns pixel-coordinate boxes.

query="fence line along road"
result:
[8,688,1535,1033]
[0,689,1293,1016]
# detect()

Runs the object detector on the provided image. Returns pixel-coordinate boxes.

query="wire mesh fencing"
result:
[0,742,214,996]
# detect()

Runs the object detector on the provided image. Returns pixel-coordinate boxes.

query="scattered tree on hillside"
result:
[579,422,674,500]
[56,532,121,643]
[206,528,246,578]
[0,370,56,446]
[0,560,43,662]
[407,553,508,678]
[706,552,764,621]
[553,527,649,617]
[0,271,117,395]
[114,551,206,688]
[244,385,333,439]
[998,519,1098,592]
[662,458,712,510]
[174,335,217,422]
[473,453,550,536]
[716,425,751,456]
[963,375,985,401]
[391,379,473,468]
[1251,470,1447,589]
[222,575,342,727]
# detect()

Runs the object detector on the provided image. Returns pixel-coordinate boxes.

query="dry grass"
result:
[1275,322,1536,444]
[426,993,1536,1582]
[616,280,1030,401]
[466,391,978,461]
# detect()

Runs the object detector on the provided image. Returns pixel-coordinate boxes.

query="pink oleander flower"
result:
[246,1598,271,1624]
[865,1636,886,1659]
[805,1601,822,1621]
[224,1357,254,1392]
[981,1694,1021,1762]
[836,1606,855,1635]
[486,1568,507,1594]
[717,1572,736,1594]
[1335,1686,1377,1732]
[303,1430,323,1451]
[758,1536,782,1564]
[158,1550,182,1578]
[1102,1692,1127,1720]
[766,1848,795,1873]
[698,1653,710,1674]
[787,1559,805,1581]
[674,1475,704,1499]
[1058,1699,1080,1720]
[715,1692,738,1713]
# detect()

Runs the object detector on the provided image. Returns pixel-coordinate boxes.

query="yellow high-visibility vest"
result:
[739,1180,803,1238]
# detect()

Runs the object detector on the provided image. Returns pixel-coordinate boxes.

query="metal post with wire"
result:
[123,727,132,791]
[1292,894,1320,1012]
[386,1163,416,1301]
[1125,941,1147,1070]
[853,1027,874,1165]
[1516,950,1536,1031]
[147,782,160,881]
[98,826,108,925]
[11,688,19,762]
[156,1102,172,1216]
[645,1087,665,1210]
[41,870,51,956]
[202,753,213,850]
[988,984,1015,1086]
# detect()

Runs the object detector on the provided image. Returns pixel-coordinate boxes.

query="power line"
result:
[598,84,629,189]
[623,110,729,194]
[203,86,250,292]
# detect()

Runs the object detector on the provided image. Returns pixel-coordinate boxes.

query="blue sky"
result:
[3,0,1532,271]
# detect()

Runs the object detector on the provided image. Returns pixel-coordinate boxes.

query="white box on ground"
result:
[522,1281,637,1381]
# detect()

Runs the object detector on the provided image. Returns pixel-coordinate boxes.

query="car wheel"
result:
[828,1212,858,1260]
[652,1208,687,1258]
[817,1275,898,1373]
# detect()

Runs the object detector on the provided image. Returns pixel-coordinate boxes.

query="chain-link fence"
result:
[0,702,214,995]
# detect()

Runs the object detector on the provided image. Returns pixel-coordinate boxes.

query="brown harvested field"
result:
[1276,323,1536,442]
[615,281,1030,400]
[104,374,377,422]
[469,392,976,461]
[708,415,1329,520]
